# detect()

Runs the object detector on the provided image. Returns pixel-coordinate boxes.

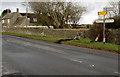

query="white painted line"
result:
[71,59,83,63]
[6,40,9,41]
[78,61,83,63]
[90,65,95,67]
[4,72,10,74]
[114,72,120,74]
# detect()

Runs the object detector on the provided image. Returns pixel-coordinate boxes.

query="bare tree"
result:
[106,0,120,29]
[25,1,85,29]
[109,0,120,17]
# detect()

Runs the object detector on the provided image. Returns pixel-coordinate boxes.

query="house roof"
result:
[2,12,20,20]
[20,13,36,18]
[13,16,26,26]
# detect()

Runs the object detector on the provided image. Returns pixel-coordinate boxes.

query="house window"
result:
[28,18,30,21]
[33,18,37,22]
[7,19,10,23]
[2,20,5,23]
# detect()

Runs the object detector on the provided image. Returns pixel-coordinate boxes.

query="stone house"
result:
[1,8,38,28]
[20,13,39,26]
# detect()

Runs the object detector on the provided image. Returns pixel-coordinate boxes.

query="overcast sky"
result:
[0,0,120,24]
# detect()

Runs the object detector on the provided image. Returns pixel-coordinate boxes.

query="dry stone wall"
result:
[3,28,119,45]
[3,28,89,38]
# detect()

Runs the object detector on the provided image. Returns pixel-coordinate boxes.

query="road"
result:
[2,34,119,75]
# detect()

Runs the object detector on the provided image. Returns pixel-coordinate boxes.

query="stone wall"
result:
[3,28,119,45]
[3,28,89,38]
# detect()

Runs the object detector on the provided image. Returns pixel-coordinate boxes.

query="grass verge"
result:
[2,32,69,42]
[61,39,119,54]
[2,32,119,54]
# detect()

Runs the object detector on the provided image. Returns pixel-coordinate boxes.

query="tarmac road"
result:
[2,34,119,75]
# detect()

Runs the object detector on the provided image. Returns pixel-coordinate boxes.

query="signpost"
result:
[97,11,108,43]
[96,7,116,43]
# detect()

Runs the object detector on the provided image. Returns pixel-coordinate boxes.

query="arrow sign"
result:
[98,11,108,15]
[95,19,114,23]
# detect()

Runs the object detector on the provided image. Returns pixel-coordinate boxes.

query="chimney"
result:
[7,9,10,13]
[16,8,19,13]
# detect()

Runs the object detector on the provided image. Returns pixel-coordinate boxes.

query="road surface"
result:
[2,34,119,75]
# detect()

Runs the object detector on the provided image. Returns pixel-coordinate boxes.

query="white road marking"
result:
[90,65,95,67]
[71,59,83,63]
[114,72,120,74]
[77,61,83,63]
[6,40,9,41]
[4,72,10,74]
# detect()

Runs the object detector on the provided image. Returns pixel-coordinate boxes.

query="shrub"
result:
[89,22,109,42]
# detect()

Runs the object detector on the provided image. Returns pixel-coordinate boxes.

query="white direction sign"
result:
[95,19,114,23]
[103,7,114,11]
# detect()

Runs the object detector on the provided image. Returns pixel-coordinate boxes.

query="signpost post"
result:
[103,15,106,43]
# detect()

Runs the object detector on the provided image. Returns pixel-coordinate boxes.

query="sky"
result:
[0,0,120,24]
